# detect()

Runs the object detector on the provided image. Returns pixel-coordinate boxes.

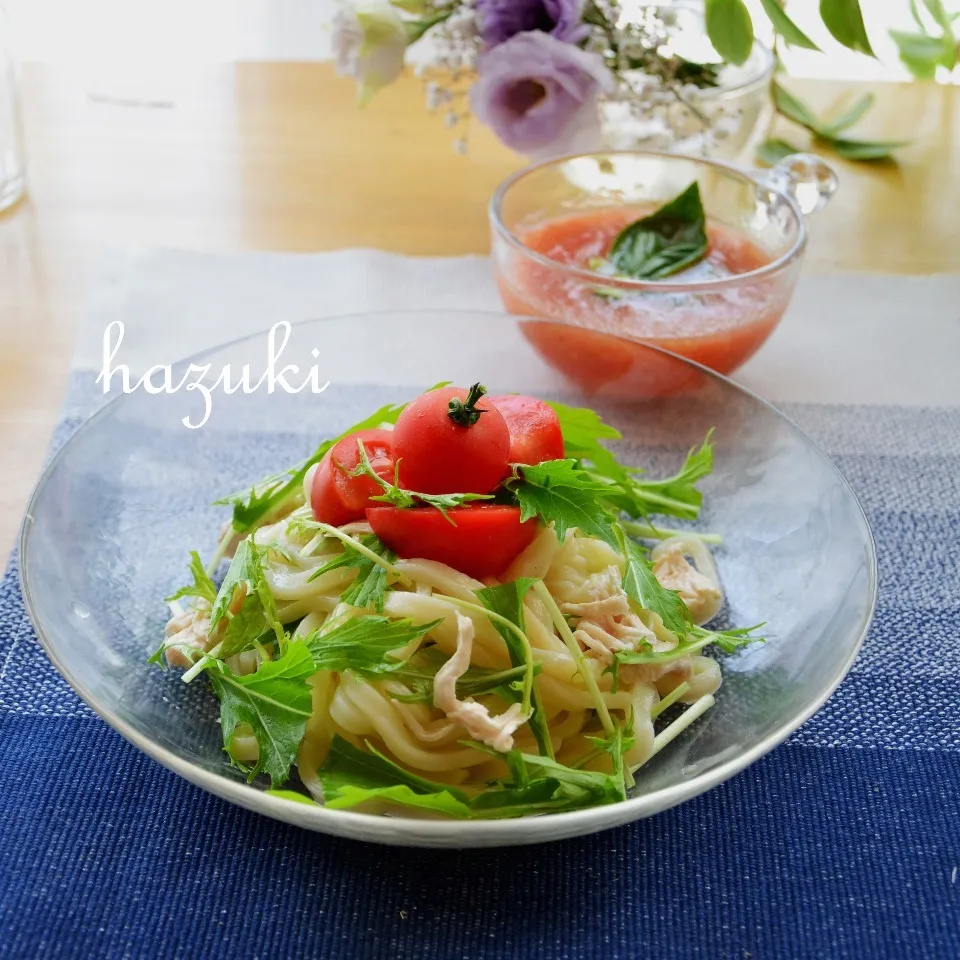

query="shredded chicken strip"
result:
[433,612,525,752]
[163,601,213,669]
[651,541,722,625]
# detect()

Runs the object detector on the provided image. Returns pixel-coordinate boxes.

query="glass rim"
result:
[488,148,808,295]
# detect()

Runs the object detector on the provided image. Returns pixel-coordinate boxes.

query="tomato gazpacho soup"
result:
[496,199,794,392]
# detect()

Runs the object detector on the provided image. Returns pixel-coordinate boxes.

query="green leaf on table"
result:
[609,182,708,281]
[304,615,439,679]
[773,81,822,130]
[207,640,315,788]
[614,524,692,638]
[705,0,755,65]
[819,0,875,56]
[773,81,908,161]
[759,0,819,50]
[509,459,619,549]
[757,138,803,166]
[819,93,875,135]
[165,550,218,605]
[209,539,285,658]
[546,400,629,483]
[826,138,906,161]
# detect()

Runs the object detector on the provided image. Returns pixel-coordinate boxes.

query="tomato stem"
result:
[447,382,488,427]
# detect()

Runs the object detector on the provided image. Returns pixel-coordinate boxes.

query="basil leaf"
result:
[609,182,708,281]
[819,0,875,56]
[705,0,755,65]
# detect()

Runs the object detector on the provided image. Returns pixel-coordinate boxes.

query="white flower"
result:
[332,1,408,106]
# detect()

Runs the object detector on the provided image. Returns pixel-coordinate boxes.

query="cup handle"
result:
[759,153,839,216]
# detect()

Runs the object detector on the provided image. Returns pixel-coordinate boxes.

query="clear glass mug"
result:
[489,151,837,397]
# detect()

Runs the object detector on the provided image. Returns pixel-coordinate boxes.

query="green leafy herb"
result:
[304,615,440,679]
[819,0,875,56]
[389,649,541,704]
[327,783,473,816]
[509,459,619,549]
[609,182,708,281]
[319,735,470,802]
[265,788,319,805]
[476,579,551,756]
[546,400,629,483]
[306,533,395,612]
[207,640,314,787]
[585,711,637,787]
[209,540,285,658]
[759,0,819,50]
[215,400,407,534]
[350,440,492,520]
[705,0,755,65]
[507,751,627,806]
[611,622,765,683]
[614,524,692,637]
[165,550,218,605]
[608,433,713,522]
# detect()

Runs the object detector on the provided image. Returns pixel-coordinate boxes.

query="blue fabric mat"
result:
[1,401,958,959]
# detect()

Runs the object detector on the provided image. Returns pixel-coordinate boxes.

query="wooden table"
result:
[1,62,957,553]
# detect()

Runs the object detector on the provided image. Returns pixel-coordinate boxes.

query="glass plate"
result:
[20,311,876,847]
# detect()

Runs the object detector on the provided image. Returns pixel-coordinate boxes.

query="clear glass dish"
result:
[19,311,875,848]
[490,150,838,388]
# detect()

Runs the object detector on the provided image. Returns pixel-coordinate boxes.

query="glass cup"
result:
[490,150,836,397]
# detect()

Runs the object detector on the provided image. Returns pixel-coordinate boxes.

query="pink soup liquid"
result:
[498,209,789,392]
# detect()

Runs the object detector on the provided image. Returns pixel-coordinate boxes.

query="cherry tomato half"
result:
[366,504,538,580]
[330,428,395,512]
[310,453,357,526]
[392,385,510,495]
[488,394,565,465]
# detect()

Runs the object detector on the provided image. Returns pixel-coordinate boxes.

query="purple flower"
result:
[476,0,589,47]
[471,32,613,158]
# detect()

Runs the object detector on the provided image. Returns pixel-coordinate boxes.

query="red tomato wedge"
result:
[366,504,538,580]
[392,385,511,495]
[487,394,565,465]
[310,454,358,526]
[329,428,395,512]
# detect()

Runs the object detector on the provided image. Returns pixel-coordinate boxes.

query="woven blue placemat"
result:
[1,397,958,959]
